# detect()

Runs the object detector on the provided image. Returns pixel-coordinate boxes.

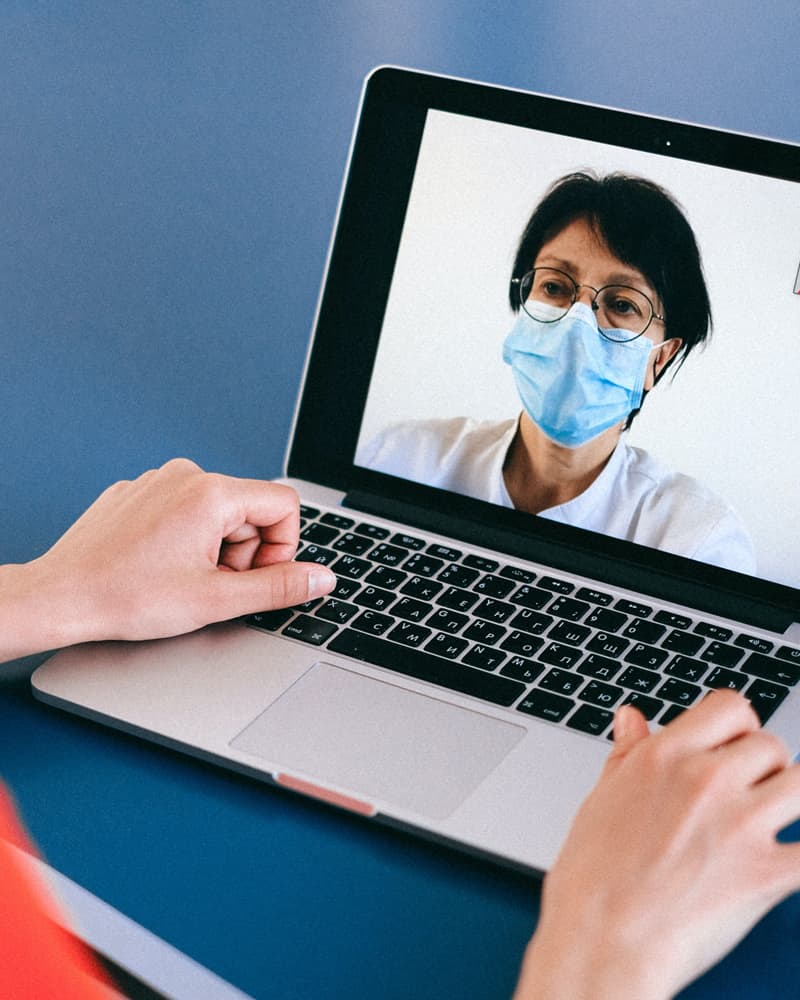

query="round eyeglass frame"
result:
[512,267,665,343]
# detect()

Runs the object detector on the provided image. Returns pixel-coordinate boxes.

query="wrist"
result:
[0,556,98,663]
[514,912,671,1000]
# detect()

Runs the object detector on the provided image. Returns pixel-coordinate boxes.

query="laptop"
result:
[32,67,800,874]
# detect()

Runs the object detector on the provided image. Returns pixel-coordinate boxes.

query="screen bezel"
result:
[287,66,800,631]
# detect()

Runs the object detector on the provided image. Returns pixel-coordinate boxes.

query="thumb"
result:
[209,561,336,620]
[609,704,650,758]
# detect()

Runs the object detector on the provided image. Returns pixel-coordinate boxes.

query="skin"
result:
[0,458,336,661]
[2,460,800,995]
[514,691,800,999]
[503,217,682,515]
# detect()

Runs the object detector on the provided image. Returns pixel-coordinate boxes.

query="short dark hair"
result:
[509,171,712,384]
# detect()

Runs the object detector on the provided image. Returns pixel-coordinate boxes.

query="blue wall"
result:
[1,1,798,563]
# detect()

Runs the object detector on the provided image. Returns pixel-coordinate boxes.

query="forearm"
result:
[0,557,92,663]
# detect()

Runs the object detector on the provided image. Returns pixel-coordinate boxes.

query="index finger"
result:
[654,688,761,755]
[215,477,301,547]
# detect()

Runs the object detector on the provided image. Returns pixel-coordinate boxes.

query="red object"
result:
[0,783,114,998]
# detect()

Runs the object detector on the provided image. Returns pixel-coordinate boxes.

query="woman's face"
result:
[533,216,681,388]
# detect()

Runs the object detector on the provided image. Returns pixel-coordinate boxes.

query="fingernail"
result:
[308,568,336,599]
[613,705,631,742]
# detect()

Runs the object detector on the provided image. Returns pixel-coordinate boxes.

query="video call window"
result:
[355,110,800,590]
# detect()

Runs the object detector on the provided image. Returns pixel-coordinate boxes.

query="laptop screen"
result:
[353,105,800,590]
[289,69,800,616]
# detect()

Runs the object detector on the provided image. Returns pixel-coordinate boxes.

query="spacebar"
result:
[327,629,526,707]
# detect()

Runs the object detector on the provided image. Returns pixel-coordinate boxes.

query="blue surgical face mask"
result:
[502,301,654,449]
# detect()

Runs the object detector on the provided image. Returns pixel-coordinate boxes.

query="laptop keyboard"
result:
[244,504,800,740]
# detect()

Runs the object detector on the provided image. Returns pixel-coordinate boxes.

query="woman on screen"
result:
[358,171,756,574]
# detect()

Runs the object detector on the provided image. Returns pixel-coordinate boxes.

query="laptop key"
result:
[538,643,583,670]
[463,554,499,573]
[353,522,391,540]
[660,704,686,726]
[438,563,480,587]
[295,544,337,566]
[548,596,591,622]
[427,543,462,561]
[618,666,661,693]
[548,620,591,646]
[387,620,433,648]
[364,565,408,589]
[579,680,623,708]
[401,575,444,601]
[473,574,515,598]
[403,552,445,577]
[622,618,666,644]
[700,641,745,668]
[351,610,394,636]
[654,610,693,630]
[517,689,574,723]
[586,632,630,658]
[739,653,800,686]
[664,654,707,683]
[427,607,469,633]
[704,666,748,692]
[391,532,425,550]
[473,597,515,623]
[300,522,339,545]
[327,629,526,707]
[511,585,551,610]
[734,634,774,655]
[392,597,432,623]
[315,599,359,625]
[624,643,669,671]
[615,599,653,618]
[283,615,338,646]
[776,646,800,664]
[745,678,790,724]
[331,554,372,579]
[354,585,396,611]
[424,633,469,659]
[332,532,374,556]
[539,668,583,696]
[661,629,705,656]
[462,645,506,672]
[622,692,664,720]
[500,565,537,584]
[538,576,574,595]
[656,677,701,706]
[370,543,408,566]
[575,587,613,606]
[694,621,733,642]
[299,504,320,519]
[567,704,614,736]
[584,607,627,633]
[320,512,355,530]
[246,608,294,632]
[509,609,553,635]
[463,619,507,645]
[577,653,623,681]
[500,631,546,658]
[437,586,480,613]
[500,656,544,684]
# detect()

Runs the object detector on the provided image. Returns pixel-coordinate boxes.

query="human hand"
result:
[31,458,335,647]
[514,689,800,1000]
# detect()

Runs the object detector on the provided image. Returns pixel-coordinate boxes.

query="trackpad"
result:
[230,662,525,819]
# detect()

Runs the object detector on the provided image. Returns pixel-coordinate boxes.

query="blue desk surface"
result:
[1,4,799,997]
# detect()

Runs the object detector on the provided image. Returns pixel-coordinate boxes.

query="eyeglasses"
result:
[512,267,665,342]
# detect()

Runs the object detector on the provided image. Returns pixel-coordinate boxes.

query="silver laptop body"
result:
[32,68,800,874]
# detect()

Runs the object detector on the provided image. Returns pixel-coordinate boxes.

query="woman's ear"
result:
[645,337,683,390]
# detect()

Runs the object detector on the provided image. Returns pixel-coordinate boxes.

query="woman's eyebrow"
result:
[535,255,655,293]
